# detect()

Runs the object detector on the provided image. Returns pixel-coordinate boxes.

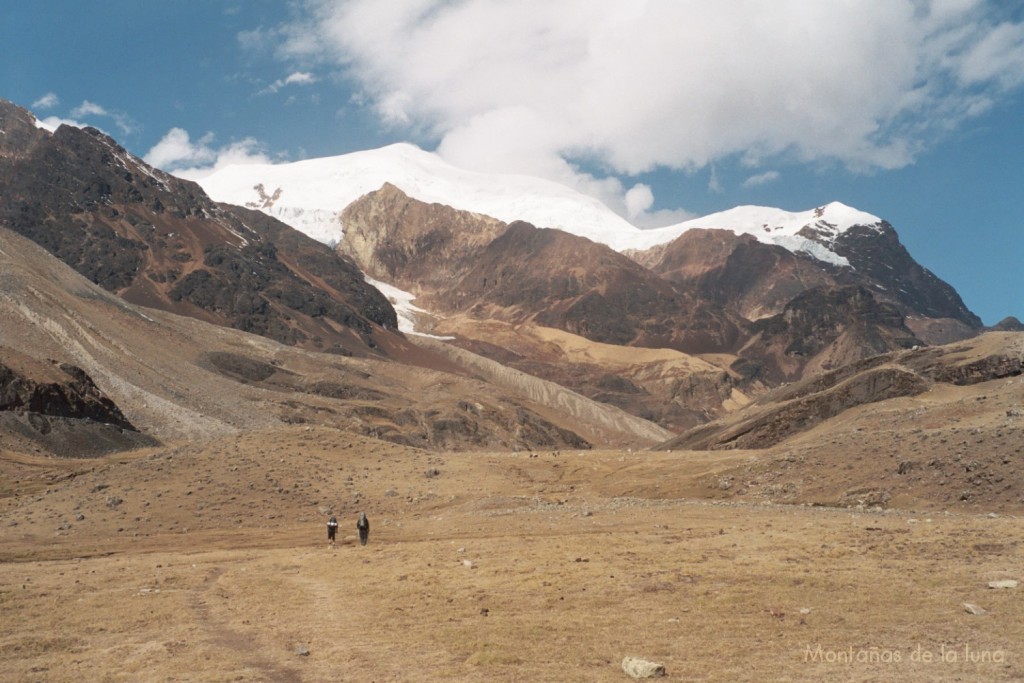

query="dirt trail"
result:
[187,565,304,683]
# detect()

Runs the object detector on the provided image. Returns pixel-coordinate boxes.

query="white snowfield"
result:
[193,142,883,266]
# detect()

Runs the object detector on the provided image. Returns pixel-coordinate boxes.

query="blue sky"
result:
[3,1,1022,324]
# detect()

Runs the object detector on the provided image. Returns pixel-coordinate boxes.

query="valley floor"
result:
[1,431,1021,682]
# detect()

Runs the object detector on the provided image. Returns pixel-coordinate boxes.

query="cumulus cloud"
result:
[264,0,1024,224]
[144,128,216,169]
[144,128,271,179]
[32,92,59,110]
[624,184,654,220]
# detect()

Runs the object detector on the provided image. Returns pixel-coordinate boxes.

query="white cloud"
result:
[957,21,1024,89]
[32,92,59,110]
[284,71,316,86]
[144,128,271,180]
[708,165,723,194]
[68,99,137,135]
[265,1,1024,222]
[71,100,109,118]
[238,27,274,52]
[742,171,781,188]
[259,70,319,95]
[624,184,654,219]
[632,207,696,229]
[144,128,216,169]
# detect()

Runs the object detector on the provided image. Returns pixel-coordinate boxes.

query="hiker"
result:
[357,512,369,546]
[327,515,339,545]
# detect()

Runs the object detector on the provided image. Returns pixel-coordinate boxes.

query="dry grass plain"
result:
[1,426,1021,682]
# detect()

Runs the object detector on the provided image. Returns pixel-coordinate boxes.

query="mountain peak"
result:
[625,201,884,266]
[194,143,889,265]
[672,201,882,237]
[815,201,883,228]
[195,142,640,248]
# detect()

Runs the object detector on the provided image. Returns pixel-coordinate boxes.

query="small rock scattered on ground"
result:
[621,656,666,679]
[963,603,988,616]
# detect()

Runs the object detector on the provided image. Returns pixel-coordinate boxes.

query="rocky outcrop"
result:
[909,352,1023,386]
[621,657,666,679]
[0,357,136,430]
[991,316,1024,332]
[0,351,157,456]
[340,182,506,293]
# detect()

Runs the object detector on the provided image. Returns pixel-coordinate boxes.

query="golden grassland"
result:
[1,428,1021,682]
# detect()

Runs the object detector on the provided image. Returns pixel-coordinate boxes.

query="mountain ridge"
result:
[0,99,404,359]
[0,97,1003,446]
[193,141,891,265]
[193,139,981,338]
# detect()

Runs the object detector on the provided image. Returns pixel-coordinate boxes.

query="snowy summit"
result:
[633,202,884,267]
[192,143,883,266]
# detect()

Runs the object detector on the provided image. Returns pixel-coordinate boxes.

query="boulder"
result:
[963,603,988,616]
[621,656,666,679]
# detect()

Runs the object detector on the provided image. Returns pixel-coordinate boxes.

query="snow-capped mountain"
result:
[193,143,639,249]
[192,143,881,266]
[633,202,883,267]
[0,96,986,442]
[194,142,980,341]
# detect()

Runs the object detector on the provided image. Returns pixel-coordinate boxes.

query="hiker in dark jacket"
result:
[327,515,339,545]
[357,512,369,546]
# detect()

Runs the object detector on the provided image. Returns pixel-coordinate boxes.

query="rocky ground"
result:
[1,424,1021,682]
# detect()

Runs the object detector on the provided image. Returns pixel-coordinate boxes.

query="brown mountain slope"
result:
[447,221,747,353]
[635,216,981,345]
[337,185,954,426]
[341,181,507,292]
[0,226,671,453]
[736,284,923,383]
[659,331,1023,453]
[687,331,1024,511]
[639,228,836,321]
[425,316,747,432]
[341,187,758,429]
[0,99,397,358]
[342,186,746,354]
